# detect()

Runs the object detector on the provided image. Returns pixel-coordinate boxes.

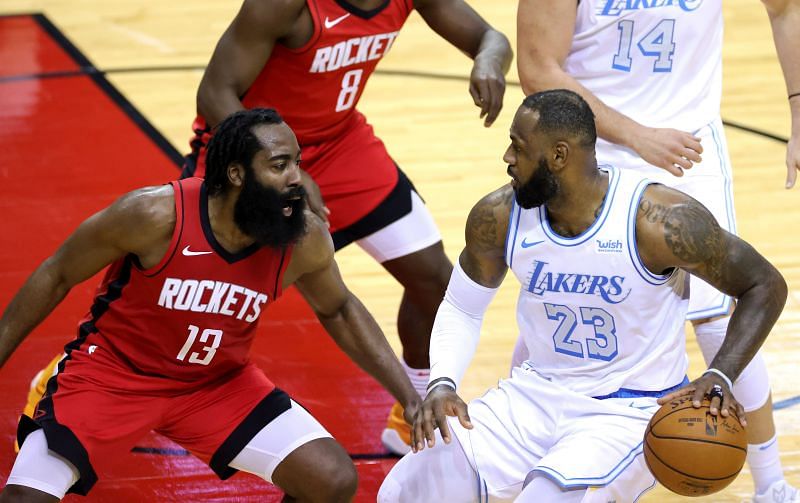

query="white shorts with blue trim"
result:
[596,117,736,320]
[449,365,660,502]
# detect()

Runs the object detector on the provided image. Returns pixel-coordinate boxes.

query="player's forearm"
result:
[474,29,513,75]
[519,64,643,151]
[318,294,419,408]
[708,266,787,383]
[0,259,71,368]
[765,0,800,134]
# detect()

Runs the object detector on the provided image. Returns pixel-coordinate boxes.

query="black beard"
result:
[233,175,307,248]
[514,157,559,209]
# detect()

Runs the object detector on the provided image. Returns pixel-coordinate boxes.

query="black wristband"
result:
[427,377,456,392]
[789,92,800,100]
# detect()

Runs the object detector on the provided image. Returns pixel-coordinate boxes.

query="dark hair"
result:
[521,90,596,148]
[204,108,285,195]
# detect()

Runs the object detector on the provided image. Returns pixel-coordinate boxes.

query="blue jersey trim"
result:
[626,178,672,285]
[533,442,644,487]
[592,375,689,400]
[506,198,522,268]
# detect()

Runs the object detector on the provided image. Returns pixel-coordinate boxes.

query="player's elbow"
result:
[517,61,559,96]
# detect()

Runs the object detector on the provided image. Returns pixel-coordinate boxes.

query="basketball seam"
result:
[644,435,743,481]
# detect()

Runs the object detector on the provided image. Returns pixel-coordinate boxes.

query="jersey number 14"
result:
[612,19,676,73]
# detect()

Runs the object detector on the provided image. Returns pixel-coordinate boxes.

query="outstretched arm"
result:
[413,187,511,452]
[636,185,787,419]
[0,186,175,368]
[761,0,800,188]
[516,0,702,176]
[291,220,420,421]
[414,0,512,127]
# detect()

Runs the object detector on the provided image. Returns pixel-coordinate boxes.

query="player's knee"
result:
[319,462,357,502]
[0,484,60,503]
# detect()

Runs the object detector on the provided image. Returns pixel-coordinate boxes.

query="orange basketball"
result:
[643,395,747,497]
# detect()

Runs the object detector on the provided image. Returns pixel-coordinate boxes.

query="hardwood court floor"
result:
[1,0,798,501]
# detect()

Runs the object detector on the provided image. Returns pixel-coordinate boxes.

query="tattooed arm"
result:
[459,185,514,286]
[636,184,787,417]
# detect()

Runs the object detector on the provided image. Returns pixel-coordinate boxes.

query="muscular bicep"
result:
[637,185,769,299]
[517,0,576,92]
[198,0,303,124]
[460,188,512,288]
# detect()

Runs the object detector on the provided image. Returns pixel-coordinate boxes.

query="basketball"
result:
[644,395,747,497]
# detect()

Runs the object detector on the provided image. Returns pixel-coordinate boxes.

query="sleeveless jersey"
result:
[190,0,414,147]
[75,177,292,388]
[505,166,689,397]
[565,0,721,142]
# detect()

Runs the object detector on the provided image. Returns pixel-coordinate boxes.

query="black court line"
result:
[131,446,398,459]
[2,13,185,168]
[1,60,791,146]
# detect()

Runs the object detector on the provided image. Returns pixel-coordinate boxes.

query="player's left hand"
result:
[784,133,800,189]
[299,169,330,227]
[657,373,747,427]
[469,55,506,127]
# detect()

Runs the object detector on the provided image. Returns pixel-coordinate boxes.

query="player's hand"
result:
[411,385,472,453]
[657,374,746,427]
[299,169,330,227]
[402,399,421,427]
[784,133,800,189]
[469,55,506,128]
[631,127,703,177]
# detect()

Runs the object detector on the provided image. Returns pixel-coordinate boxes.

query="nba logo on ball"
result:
[644,396,748,496]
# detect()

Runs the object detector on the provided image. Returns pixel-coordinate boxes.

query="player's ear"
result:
[551,141,569,172]
[227,163,245,188]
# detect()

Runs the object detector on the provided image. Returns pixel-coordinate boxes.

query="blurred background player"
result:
[516,1,800,500]
[0,109,420,502]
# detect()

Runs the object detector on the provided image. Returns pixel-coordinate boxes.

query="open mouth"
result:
[283,195,303,217]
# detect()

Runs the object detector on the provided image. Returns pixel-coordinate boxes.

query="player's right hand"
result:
[411,385,472,453]
[632,127,703,177]
[299,169,330,227]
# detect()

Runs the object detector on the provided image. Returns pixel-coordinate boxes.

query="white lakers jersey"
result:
[565,0,722,153]
[505,166,689,397]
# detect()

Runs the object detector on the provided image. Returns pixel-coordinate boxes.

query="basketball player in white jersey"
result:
[517,2,800,500]
[377,91,787,502]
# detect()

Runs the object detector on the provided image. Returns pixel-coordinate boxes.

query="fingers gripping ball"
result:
[643,396,747,497]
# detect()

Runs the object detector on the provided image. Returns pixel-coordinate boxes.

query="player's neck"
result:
[338,0,387,12]
[545,170,609,238]
[206,193,257,252]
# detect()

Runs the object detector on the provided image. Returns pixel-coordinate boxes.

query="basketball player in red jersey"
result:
[0,109,420,502]
[182,0,512,455]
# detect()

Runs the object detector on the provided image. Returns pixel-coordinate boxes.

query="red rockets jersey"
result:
[74,177,292,389]
[191,0,414,146]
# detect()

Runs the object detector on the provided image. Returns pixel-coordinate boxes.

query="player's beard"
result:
[234,174,307,248]
[514,157,559,209]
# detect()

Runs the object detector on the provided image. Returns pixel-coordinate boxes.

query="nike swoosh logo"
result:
[628,401,655,410]
[520,238,545,248]
[182,245,213,257]
[324,13,350,29]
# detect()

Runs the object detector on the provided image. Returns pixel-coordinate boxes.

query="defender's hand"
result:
[469,56,506,128]
[632,127,703,176]
[411,385,472,453]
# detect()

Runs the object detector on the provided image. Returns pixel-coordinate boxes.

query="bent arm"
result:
[762,0,800,187]
[636,185,788,382]
[0,187,175,368]
[197,0,304,126]
[292,228,419,410]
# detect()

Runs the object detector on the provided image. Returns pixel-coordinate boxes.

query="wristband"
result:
[702,368,733,390]
[789,92,800,100]
[427,377,456,392]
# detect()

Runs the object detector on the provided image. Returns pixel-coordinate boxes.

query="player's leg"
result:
[1,429,78,502]
[675,118,796,501]
[333,170,451,455]
[517,473,586,502]
[164,364,353,501]
[227,401,356,502]
[14,353,64,452]
[378,429,483,503]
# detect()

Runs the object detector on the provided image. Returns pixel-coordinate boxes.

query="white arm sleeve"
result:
[429,261,499,389]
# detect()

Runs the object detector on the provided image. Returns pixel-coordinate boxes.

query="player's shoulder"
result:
[108,184,177,237]
[239,0,307,24]
[465,184,514,248]
[287,210,335,276]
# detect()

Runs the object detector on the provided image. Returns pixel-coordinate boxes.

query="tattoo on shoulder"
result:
[467,191,510,253]
[638,198,673,224]
[661,199,725,281]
